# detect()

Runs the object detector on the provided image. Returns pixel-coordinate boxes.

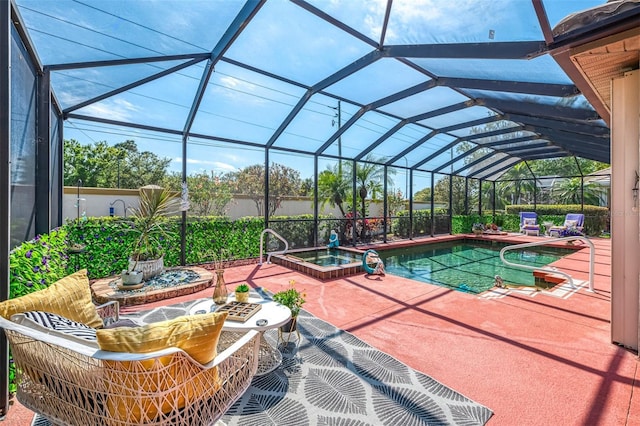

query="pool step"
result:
[533,270,567,289]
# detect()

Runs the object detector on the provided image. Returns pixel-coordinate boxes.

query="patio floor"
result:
[5,234,639,426]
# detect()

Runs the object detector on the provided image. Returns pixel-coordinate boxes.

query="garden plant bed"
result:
[91,266,213,306]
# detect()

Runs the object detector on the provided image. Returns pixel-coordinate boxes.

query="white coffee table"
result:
[189,296,291,376]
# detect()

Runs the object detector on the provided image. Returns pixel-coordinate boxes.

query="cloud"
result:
[207,74,270,106]
[78,98,139,122]
[172,157,237,172]
[385,0,508,43]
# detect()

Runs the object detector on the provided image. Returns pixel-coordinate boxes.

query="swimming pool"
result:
[378,240,574,294]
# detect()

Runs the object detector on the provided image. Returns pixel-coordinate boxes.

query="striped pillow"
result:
[22,311,97,342]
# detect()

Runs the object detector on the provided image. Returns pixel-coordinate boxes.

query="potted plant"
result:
[472,223,484,235]
[123,186,179,284]
[272,280,306,332]
[235,284,250,303]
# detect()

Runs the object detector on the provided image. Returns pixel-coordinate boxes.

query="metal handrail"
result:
[499,236,595,292]
[259,228,289,265]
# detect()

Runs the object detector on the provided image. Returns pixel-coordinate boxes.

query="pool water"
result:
[379,241,573,294]
[291,248,361,267]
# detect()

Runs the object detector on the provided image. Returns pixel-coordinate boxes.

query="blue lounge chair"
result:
[520,212,540,236]
[549,213,585,237]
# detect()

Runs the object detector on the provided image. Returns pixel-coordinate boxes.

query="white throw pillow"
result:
[11,311,99,347]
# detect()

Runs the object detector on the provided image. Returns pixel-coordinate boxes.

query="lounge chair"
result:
[520,212,540,236]
[548,213,585,237]
[0,270,260,426]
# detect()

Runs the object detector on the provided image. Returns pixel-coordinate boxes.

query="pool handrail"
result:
[259,228,289,265]
[499,236,595,292]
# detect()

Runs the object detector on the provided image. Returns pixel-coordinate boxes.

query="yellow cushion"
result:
[96,311,228,423]
[0,269,102,328]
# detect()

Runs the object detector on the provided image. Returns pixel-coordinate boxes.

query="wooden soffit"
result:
[569,27,640,120]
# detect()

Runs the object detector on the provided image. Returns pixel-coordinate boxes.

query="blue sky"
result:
[17,0,606,182]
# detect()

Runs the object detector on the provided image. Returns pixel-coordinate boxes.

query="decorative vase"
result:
[120,270,144,287]
[128,256,164,280]
[235,291,249,303]
[280,316,297,333]
[212,269,228,305]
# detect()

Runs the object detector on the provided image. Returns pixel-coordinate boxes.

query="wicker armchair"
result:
[0,306,260,426]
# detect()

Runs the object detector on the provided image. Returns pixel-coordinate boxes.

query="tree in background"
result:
[430,175,466,214]
[119,141,171,189]
[164,171,233,216]
[496,162,536,207]
[413,187,431,203]
[299,178,314,196]
[387,189,406,216]
[317,164,350,217]
[495,158,609,207]
[226,163,301,216]
[64,139,171,188]
[552,177,604,206]
[64,139,113,187]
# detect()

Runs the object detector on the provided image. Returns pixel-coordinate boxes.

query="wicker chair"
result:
[0,304,260,426]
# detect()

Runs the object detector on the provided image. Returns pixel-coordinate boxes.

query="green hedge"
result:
[392,208,448,236]
[9,228,69,299]
[268,214,338,248]
[63,214,351,279]
[7,228,69,393]
[64,216,269,279]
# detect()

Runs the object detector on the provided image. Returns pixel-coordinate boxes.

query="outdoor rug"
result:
[32,296,493,426]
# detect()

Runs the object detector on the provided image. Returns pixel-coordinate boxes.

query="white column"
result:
[611,69,640,350]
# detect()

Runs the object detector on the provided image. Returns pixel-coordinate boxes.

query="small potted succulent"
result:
[273,280,306,332]
[235,283,250,303]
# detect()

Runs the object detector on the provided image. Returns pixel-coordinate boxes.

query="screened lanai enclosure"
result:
[4,0,637,414]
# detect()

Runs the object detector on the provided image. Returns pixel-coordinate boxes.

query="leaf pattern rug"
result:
[32,297,493,426]
[222,309,493,426]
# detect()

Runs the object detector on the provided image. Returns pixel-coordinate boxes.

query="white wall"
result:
[610,69,640,350]
[63,187,140,222]
[63,189,387,221]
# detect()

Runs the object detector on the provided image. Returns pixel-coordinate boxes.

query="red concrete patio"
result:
[4,234,638,426]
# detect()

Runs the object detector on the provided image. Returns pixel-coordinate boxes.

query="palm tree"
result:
[353,161,384,220]
[552,177,604,205]
[497,162,536,206]
[317,165,350,217]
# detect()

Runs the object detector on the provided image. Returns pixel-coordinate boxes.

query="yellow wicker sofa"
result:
[0,270,260,426]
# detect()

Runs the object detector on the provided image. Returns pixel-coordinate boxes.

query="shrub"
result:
[392,208,449,236]
[9,228,68,299]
